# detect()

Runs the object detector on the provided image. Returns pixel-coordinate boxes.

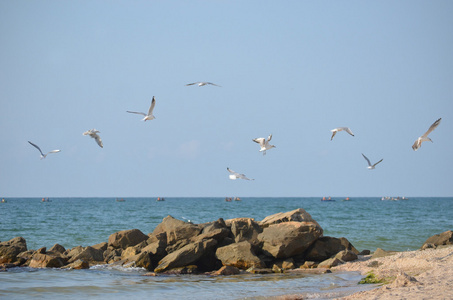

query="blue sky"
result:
[1,1,452,197]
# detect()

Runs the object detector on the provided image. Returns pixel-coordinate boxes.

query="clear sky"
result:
[1,1,452,197]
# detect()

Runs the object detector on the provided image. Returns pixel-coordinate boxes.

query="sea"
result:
[1,197,452,299]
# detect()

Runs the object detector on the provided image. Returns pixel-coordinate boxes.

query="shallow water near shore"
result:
[1,197,452,299]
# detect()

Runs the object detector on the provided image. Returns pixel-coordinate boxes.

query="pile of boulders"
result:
[5,208,447,275]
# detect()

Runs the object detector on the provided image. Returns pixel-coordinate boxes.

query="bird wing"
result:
[28,141,44,156]
[185,82,198,86]
[412,139,421,151]
[267,134,272,142]
[207,82,221,87]
[372,159,383,167]
[46,150,61,155]
[148,97,156,115]
[330,131,337,140]
[93,134,103,148]
[362,153,372,166]
[421,118,441,138]
[253,138,265,146]
[344,127,354,136]
[227,167,236,174]
[127,111,147,116]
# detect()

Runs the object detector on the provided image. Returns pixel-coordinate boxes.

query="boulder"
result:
[421,230,453,249]
[334,250,358,262]
[49,244,66,254]
[154,239,217,273]
[200,218,228,234]
[213,265,241,275]
[371,248,397,259]
[304,236,358,261]
[215,241,265,270]
[191,228,230,244]
[226,218,262,245]
[259,208,322,229]
[67,246,104,263]
[318,257,342,268]
[108,229,149,250]
[121,247,139,259]
[29,253,66,268]
[0,237,28,264]
[258,221,323,259]
[91,242,108,252]
[151,216,201,246]
[122,251,152,270]
[62,259,90,269]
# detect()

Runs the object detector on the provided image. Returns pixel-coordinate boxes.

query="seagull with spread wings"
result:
[28,141,61,159]
[412,118,441,151]
[185,82,221,87]
[362,153,383,170]
[253,134,276,155]
[127,97,156,121]
[330,127,355,140]
[83,129,103,148]
[227,168,254,181]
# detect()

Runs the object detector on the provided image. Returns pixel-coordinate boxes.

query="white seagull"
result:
[127,96,156,121]
[412,118,441,151]
[185,82,221,87]
[28,141,61,159]
[362,153,383,170]
[331,127,354,140]
[253,134,276,155]
[83,129,103,148]
[227,168,254,181]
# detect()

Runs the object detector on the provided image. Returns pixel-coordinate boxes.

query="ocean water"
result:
[1,197,452,299]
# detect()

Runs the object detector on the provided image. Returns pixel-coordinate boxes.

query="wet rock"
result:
[122,251,152,270]
[300,261,317,269]
[62,259,90,269]
[121,246,139,259]
[258,221,322,259]
[154,239,217,273]
[108,229,149,250]
[0,237,28,264]
[246,267,272,274]
[215,241,265,269]
[304,236,358,262]
[213,265,241,275]
[67,246,104,264]
[29,253,66,268]
[421,230,453,249]
[161,265,198,275]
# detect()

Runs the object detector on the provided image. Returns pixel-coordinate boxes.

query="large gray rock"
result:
[215,241,265,269]
[259,208,322,229]
[258,221,323,259]
[108,229,149,250]
[304,236,358,261]
[151,216,201,246]
[0,237,28,264]
[154,239,217,273]
[421,230,453,249]
[226,218,262,245]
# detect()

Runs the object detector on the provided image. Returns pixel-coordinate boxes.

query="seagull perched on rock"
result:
[330,127,354,140]
[412,118,441,151]
[227,168,254,181]
[127,96,156,121]
[362,153,383,170]
[253,134,276,155]
[185,82,221,87]
[83,129,103,148]
[28,141,61,159]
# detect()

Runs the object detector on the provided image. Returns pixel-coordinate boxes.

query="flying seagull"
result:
[83,129,103,148]
[28,141,61,159]
[253,134,276,155]
[331,127,354,140]
[227,168,254,181]
[362,153,383,170]
[412,118,442,151]
[185,82,221,87]
[127,96,156,121]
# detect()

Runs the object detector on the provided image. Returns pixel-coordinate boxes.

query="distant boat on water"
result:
[41,198,51,202]
[156,197,165,202]
[116,198,126,202]
[381,196,409,201]
[321,196,336,202]
[234,197,241,201]
[1,198,6,203]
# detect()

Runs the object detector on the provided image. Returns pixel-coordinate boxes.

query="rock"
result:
[108,229,149,250]
[318,257,342,268]
[122,251,152,270]
[121,247,139,259]
[29,253,66,268]
[213,265,241,275]
[334,250,358,262]
[91,242,108,252]
[226,218,262,245]
[259,208,322,229]
[272,264,283,273]
[215,241,265,270]
[200,218,228,234]
[192,228,230,244]
[371,248,397,259]
[300,261,317,269]
[0,237,28,264]
[36,247,46,254]
[49,244,66,254]
[103,247,122,264]
[141,240,167,261]
[258,221,322,259]
[62,259,90,269]
[246,267,272,274]
[304,236,358,262]
[67,246,104,263]
[154,239,217,273]
[161,265,198,275]
[359,249,371,255]
[151,216,201,246]
[390,271,421,288]
[421,230,453,249]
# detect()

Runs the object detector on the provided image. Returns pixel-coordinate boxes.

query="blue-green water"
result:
[1,197,452,299]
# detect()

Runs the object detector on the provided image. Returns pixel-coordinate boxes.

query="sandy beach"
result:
[329,245,453,299]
